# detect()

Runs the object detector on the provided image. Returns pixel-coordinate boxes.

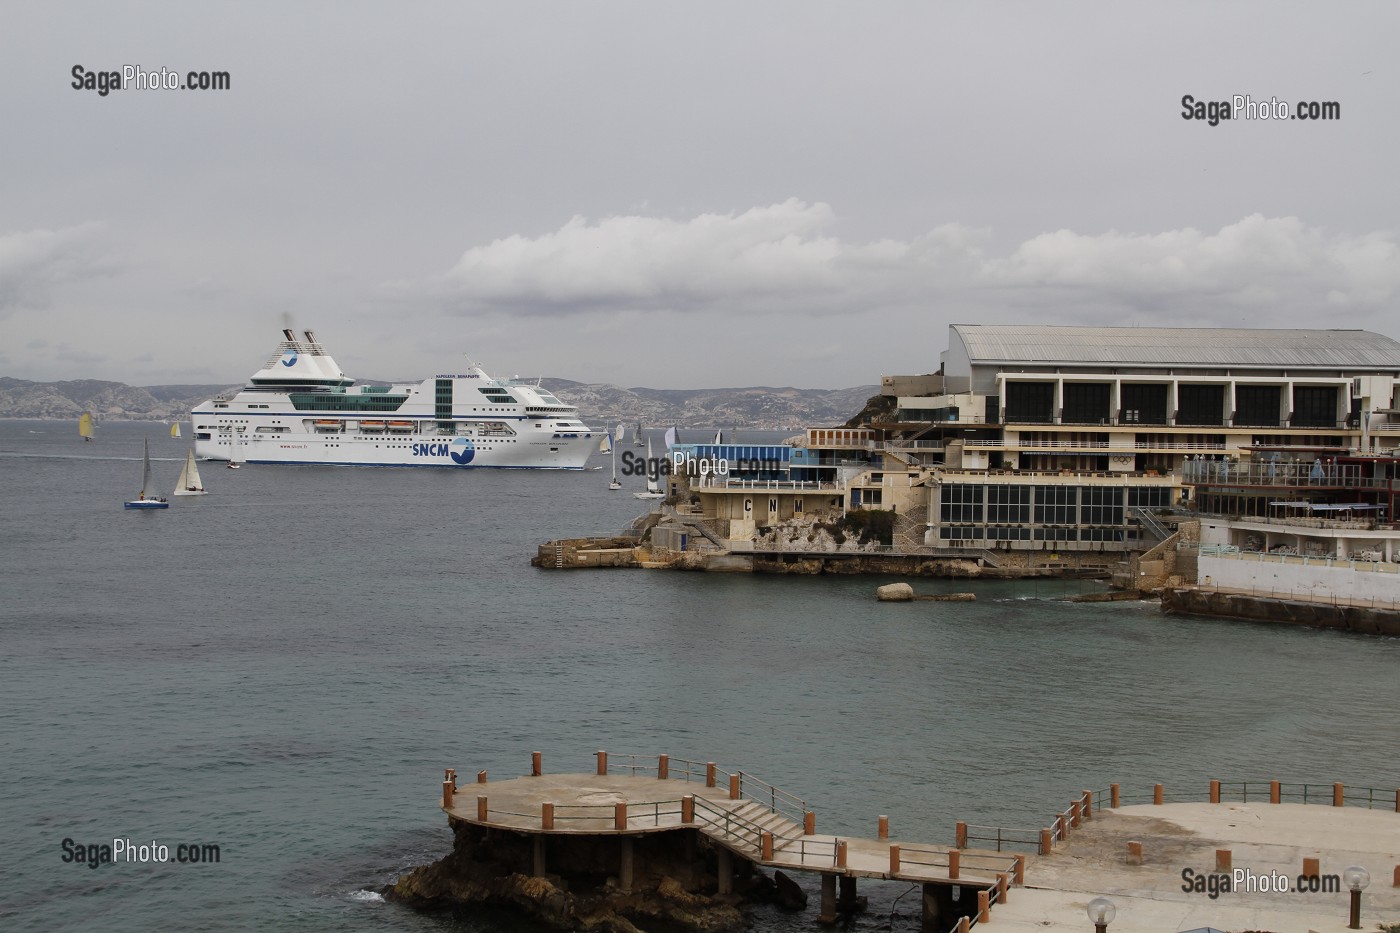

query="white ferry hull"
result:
[191,329,597,470]
[192,429,595,469]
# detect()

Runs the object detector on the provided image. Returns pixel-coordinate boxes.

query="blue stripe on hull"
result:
[241,460,585,469]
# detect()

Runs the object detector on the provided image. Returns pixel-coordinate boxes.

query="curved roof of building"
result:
[950,325,1400,368]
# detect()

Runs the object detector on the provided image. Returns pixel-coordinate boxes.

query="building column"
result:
[716,848,733,896]
[838,875,863,912]
[1053,379,1063,424]
[532,836,546,877]
[819,874,838,924]
[619,837,634,894]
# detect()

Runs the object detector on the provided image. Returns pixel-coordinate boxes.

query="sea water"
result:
[3,419,1398,932]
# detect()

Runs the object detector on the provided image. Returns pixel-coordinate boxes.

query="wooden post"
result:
[442,780,454,808]
[477,796,488,821]
[728,773,740,800]
[977,889,989,922]
[1215,848,1231,873]
[889,844,901,875]
[1210,779,1221,803]
[804,811,816,835]
[836,840,848,869]
[1333,782,1344,807]
[1153,783,1164,805]
[947,849,960,880]
[706,762,716,787]
[596,750,608,775]
[681,795,694,823]
[658,754,668,779]
[955,821,967,848]
[1070,800,1081,828]
[879,815,889,840]
[542,802,555,830]
[531,751,542,776]
[1083,790,1093,820]
[1013,854,1026,886]
[1039,829,1052,855]
[761,831,774,861]
[1127,841,1143,865]
[533,836,545,877]
[614,802,628,831]
[956,916,969,933]
[1393,865,1399,887]
[1394,788,1399,812]
[477,770,487,784]
[1303,856,1319,879]
[1110,783,1120,808]
[1271,780,1281,804]
[997,872,1009,904]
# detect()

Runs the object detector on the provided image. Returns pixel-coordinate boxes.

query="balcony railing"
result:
[1183,460,1397,490]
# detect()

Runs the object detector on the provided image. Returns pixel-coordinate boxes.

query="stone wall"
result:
[1161,587,1400,635]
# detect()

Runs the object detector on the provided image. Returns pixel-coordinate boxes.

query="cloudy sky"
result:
[2,2,1397,389]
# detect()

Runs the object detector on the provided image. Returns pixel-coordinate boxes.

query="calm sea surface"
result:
[3,419,1398,932]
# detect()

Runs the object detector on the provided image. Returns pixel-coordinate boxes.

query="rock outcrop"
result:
[389,819,775,933]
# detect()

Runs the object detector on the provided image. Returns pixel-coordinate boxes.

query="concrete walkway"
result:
[997,802,1400,931]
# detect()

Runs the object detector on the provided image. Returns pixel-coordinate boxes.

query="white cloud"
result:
[412,205,1400,331]
[0,223,115,315]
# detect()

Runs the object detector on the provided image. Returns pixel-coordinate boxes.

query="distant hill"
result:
[0,376,877,429]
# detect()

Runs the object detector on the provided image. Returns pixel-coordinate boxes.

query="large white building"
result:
[866,325,1400,552]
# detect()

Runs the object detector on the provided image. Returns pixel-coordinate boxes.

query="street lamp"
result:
[1343,865,1370,929]
[1086,896,1116,933]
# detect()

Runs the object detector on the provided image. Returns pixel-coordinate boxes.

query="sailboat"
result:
[173,449,207,496]
[124,439,169,509]
[78,412,95,442]
[170,422,182,439]
[227,428,242,469]
[606,425,622,490]
[633,422,644,447]
[633,437,665,500]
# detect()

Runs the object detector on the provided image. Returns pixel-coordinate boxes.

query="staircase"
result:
[691,798,807,860]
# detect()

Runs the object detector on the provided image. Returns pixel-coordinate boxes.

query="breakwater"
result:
[1161,587,1400,635]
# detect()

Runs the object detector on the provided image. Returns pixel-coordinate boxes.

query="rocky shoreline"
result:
[387,819,803,933]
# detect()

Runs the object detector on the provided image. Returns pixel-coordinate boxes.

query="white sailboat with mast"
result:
[632,436,665,500]
[173,449,207,496]
[607,423,624,490]
[123,439,169,509]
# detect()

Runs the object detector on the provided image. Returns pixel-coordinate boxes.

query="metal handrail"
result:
[960,824,1042,853]
[735,770,809,824]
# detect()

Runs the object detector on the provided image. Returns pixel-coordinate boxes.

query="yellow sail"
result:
[78,412,95,440]
[170,422,182,438]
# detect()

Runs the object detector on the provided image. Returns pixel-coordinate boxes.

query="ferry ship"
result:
[191,329,597,468]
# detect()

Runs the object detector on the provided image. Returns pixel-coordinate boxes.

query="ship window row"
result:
[289,393,408,412]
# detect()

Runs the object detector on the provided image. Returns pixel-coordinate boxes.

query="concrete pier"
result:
[401,755,1400,933]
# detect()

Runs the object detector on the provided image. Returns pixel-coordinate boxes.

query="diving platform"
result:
[438,752,1019,930]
